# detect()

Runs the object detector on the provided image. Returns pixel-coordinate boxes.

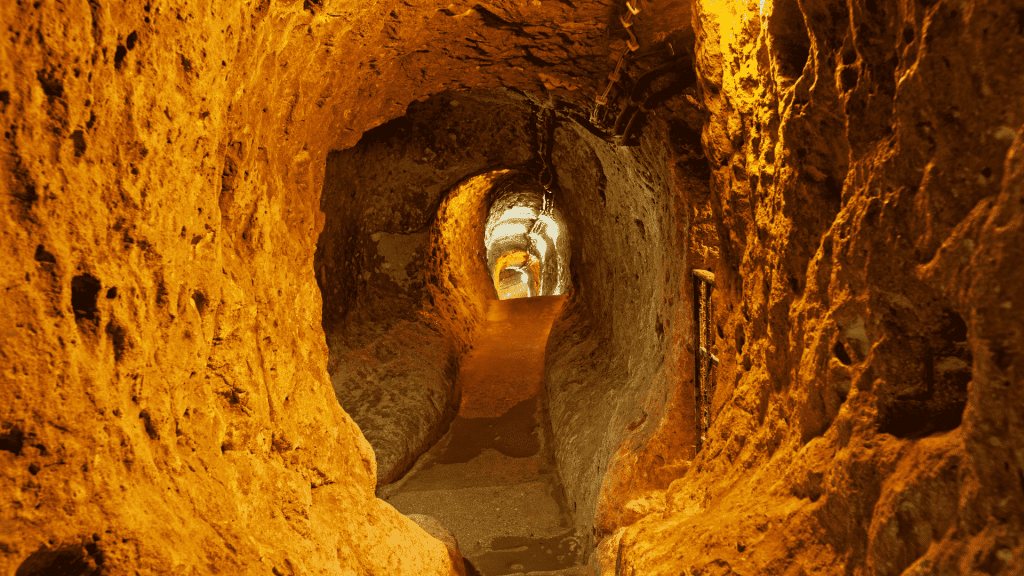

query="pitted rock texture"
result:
[609,0,1024,574]
[315,92,536,485]
[0,0,607,572]
[543,113,704,553]
[1,0,1021,573]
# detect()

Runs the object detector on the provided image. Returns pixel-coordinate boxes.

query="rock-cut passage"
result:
[381,295,583,575]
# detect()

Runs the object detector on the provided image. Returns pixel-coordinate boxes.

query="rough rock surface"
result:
[315,93,536,485]
[0,0,574,572]
[2,0,1021,573]
[610,0,1024,573]
[543,115,700,552]
[407,514,467,576]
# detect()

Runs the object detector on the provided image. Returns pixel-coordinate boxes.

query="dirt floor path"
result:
[379,295,584,576]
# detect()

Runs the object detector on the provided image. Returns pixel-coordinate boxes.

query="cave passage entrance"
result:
[484,181,570,300]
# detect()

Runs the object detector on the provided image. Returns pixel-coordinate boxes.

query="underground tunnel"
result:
[2,0,1023,574]
[313,88,687,572]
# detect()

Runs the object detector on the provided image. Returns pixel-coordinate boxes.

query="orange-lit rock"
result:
[610,0,1024,573]
[1,0,1021,572]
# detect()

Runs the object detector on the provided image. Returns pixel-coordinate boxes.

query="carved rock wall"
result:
[315,92,534,485]
[2,0,1021,573]
[543,116,699,556]
[0,0,587,571]
[611,0,1024,573]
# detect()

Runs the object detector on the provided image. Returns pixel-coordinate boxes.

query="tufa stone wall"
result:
[610,0,1024,573]
[2,0,1021,573]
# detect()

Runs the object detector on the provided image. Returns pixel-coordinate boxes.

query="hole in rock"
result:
[0,425,26,455]
[71,130,86,157]
[484,178,570,300]
[34,245,56,263]
[768,0,812,82]
[877,309,972,439]
[192,291,208,315]
[833,340,853,365]
[15,542,104,576]
[113,45,127,70]
[70,274,102,327]
[36,69,63,100]
[314,88,692,573]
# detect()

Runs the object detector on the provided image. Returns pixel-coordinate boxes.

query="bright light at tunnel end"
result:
[484,186,569,300]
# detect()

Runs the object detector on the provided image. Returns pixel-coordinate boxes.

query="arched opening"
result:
[314,88,696,573]
[484,178,570,300]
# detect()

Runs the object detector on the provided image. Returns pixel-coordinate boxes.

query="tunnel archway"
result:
[313,87,700,567]
[484,177,570,300]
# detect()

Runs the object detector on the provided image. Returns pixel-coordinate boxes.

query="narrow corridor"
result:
[380,295,584,575]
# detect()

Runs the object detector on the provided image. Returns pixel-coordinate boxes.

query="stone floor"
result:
[380,295,585,576]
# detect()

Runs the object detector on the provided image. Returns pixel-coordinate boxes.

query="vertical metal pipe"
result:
[692,269,717,454]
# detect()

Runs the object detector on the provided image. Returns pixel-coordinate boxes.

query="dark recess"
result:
[105,287,117,299]
[788,275,801,294]
[155,279,169,308]
[193,291,208,314]
[71,130,86,157]
[877,395,967,438]
[106,321,129,363]
[877,310,972,438]
[35,69,63,100]
[113,45,128,70]
[70,274,102,326]
[15,542,105,576]
[139,410,158,439]
[840,67,859,91]
[939,309,968,342]
[125,31,138,50]
[34,245,57,263]
[833,341,852,365]
[769,0,811,81]
[0,425,26,455]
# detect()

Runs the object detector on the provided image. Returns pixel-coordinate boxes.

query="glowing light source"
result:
[489,222,530,244]
[483,184,570,300]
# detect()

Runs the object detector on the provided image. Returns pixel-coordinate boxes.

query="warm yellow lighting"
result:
[538,214,561,243]
[492,250,541,300]
[503,206,538,221]
[489,222,530,244]
[530,233,549,259]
